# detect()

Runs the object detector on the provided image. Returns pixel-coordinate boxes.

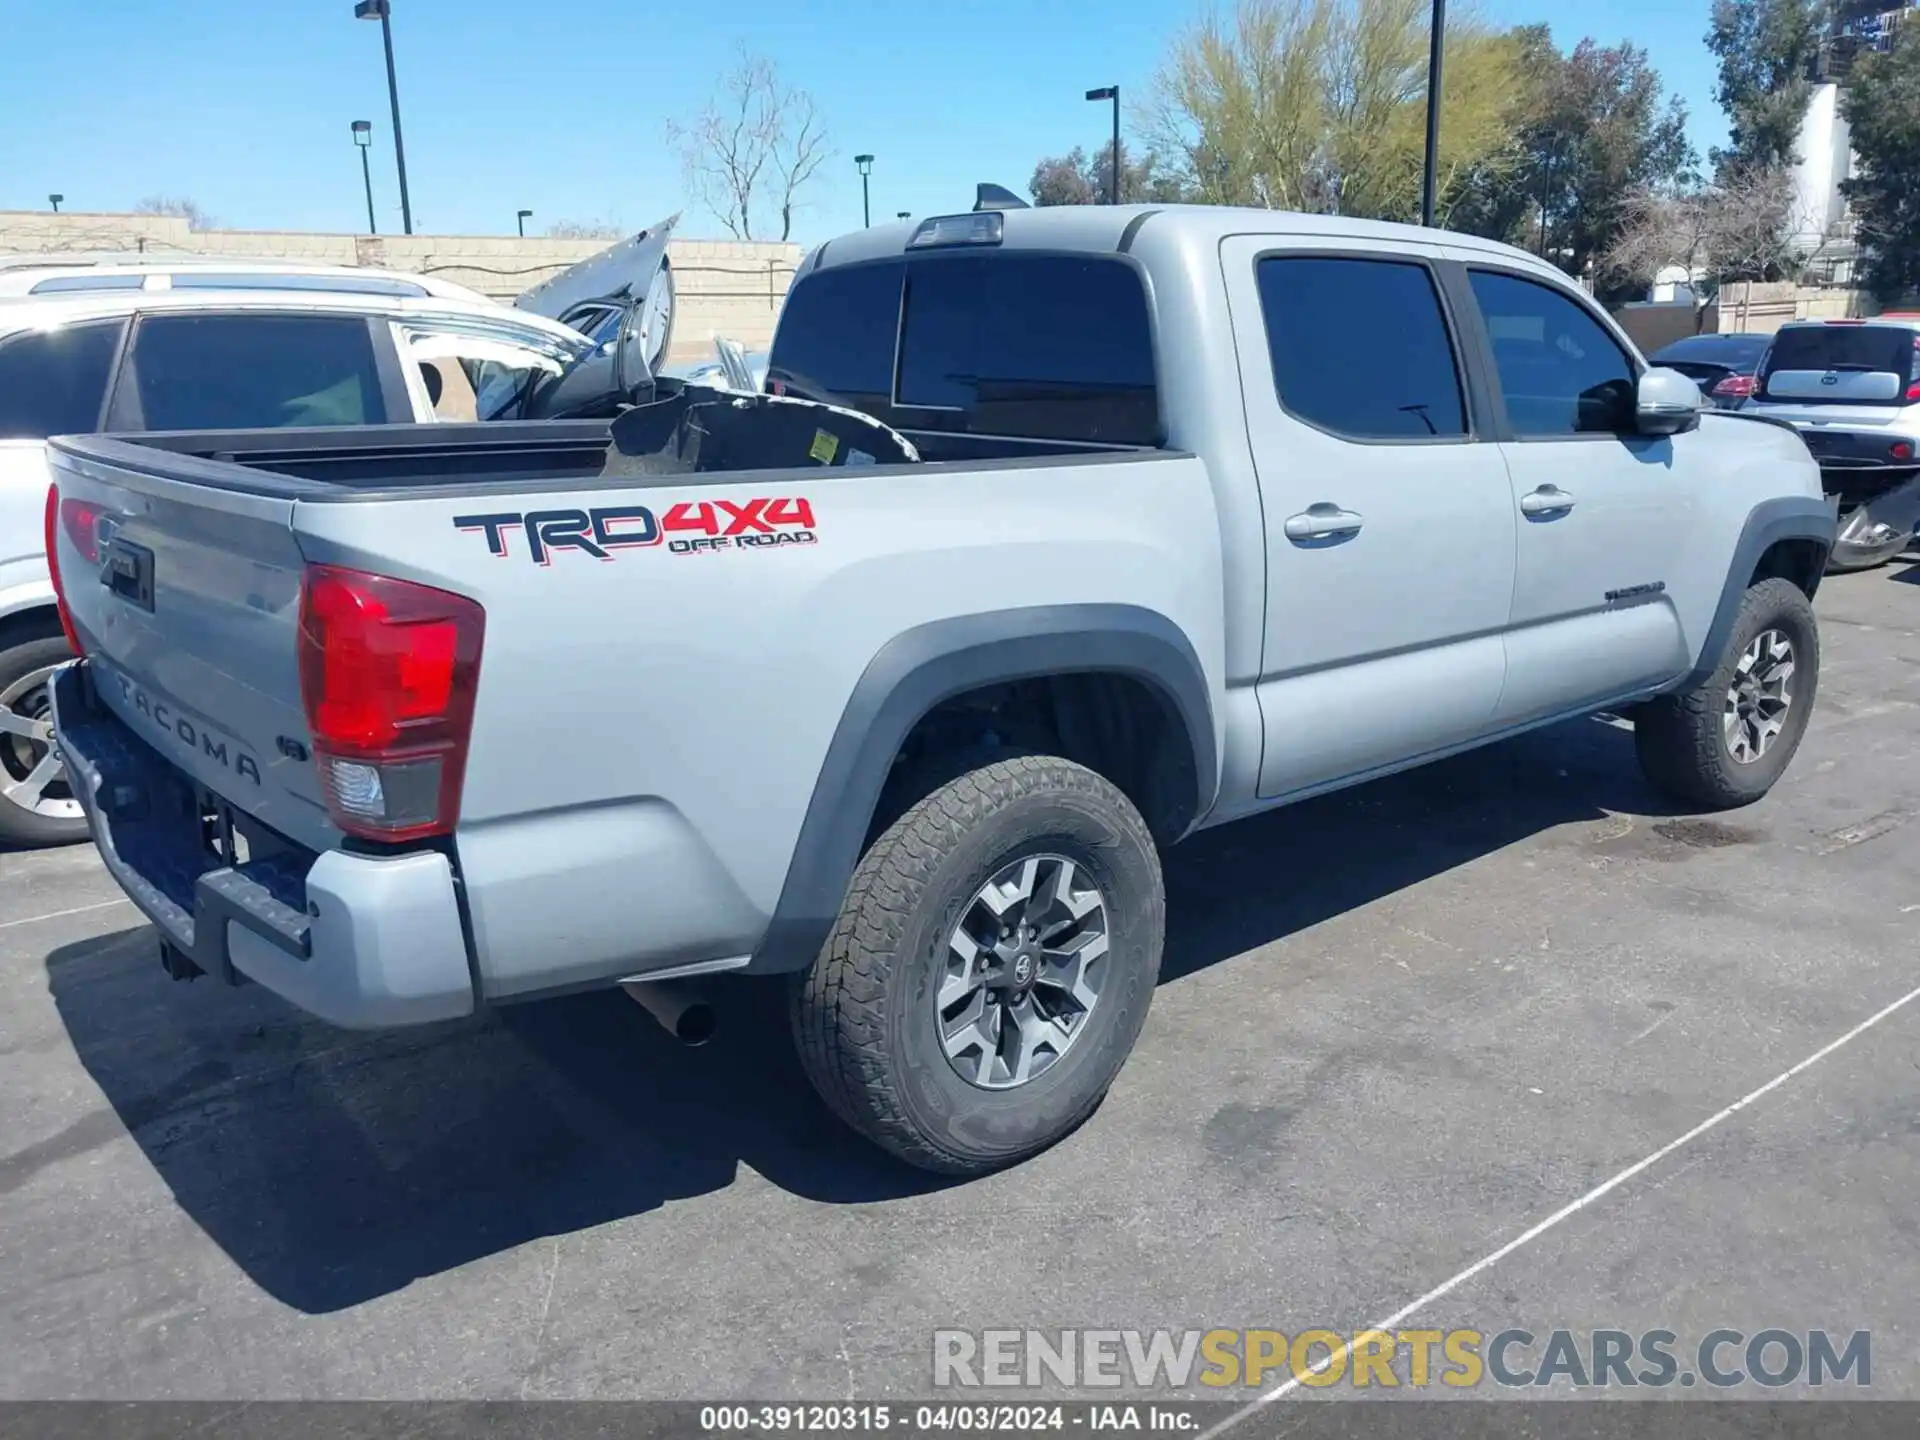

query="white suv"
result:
[0,235,677,844]
[1740,315,1920,570]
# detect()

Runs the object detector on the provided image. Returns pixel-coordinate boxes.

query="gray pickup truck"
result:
[47,205,1835,1175]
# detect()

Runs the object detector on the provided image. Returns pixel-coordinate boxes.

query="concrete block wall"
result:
[0,211,799,365]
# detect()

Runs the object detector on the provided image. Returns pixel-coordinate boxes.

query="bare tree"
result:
[544,218,624,240]
[668,48,831,242]
[1599,164,1803,328]
[134,194,217,231]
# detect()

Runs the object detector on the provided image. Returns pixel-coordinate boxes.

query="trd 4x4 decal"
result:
[454,498,816,564]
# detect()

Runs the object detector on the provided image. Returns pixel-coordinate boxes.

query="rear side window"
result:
[769,253,1161,445]
[0,320,125,439]
[1256,257,1466,440]
[896,256,1159,444]
[768,261,903,408]
[127,314,388,429]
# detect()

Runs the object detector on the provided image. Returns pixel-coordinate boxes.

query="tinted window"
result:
[1651,333,1770,369]
[1761,326,1918,400]
[768,261,903,406]
[1469,271,1636,436]
[0,321,124,439]
[1256,257,1466,439]
[130,314,387,429]
[896,256,1158,443]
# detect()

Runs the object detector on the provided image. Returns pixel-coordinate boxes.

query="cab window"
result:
[1468,271,1637,436]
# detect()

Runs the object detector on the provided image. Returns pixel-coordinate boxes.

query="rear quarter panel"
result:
[0,441,54,623]
[290,453,1225,999]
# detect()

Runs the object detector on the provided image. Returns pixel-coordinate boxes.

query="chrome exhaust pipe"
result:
[622,980,718,1046]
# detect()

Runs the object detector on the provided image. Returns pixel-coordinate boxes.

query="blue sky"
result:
[0,0,1730,244]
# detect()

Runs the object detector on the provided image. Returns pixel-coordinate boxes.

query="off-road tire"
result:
[1634,577,1819,810]
[791,755,1164,1176]
[0,624,84,847]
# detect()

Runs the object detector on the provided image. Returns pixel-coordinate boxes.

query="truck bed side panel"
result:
[289,453,1225,999]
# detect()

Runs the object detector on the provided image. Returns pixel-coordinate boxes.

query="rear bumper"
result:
[50,661,475,1029]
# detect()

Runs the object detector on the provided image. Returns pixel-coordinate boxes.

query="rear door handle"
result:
[1520,485,1575,517]
[1283,503,1365,542]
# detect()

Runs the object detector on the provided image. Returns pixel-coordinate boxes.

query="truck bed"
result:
[103,419,1147,500]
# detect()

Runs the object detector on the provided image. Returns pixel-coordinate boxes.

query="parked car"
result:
[1648,332,1772,408]
[1738,315,1920,570]
[0,225,676,845]
[45,204,1833,1175]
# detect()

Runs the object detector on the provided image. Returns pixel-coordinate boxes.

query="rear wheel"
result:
[1634,578,1818,809]
[0,625,85,847]
[791,755,1164,1175]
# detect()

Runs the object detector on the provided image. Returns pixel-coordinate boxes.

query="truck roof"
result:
[805,202,1569,278]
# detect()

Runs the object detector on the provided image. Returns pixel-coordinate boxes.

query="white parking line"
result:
[1200,979,1920,1436]
[0,897,133,932]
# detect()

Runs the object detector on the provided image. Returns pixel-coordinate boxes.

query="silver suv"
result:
[1741,316,1920,569]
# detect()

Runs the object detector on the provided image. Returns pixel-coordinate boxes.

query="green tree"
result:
[1142,0,1536,223]
[1707,0,1829,172]
[1451,30,1694,291]
[1028,144,1190,206]
[1840,25,1920,301]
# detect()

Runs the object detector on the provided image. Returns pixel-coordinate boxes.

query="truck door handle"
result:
[1283,503,1365,542]
[1520,485,1576,518]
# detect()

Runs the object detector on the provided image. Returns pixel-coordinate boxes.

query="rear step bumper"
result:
[50,662,475,1029]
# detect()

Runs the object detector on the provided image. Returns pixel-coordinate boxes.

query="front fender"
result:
[1673,494,1837,691]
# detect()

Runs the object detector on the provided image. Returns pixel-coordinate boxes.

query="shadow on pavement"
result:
[45,714,1676,1314]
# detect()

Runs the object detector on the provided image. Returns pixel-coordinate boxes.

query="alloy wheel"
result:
[1724,628,1795,765]
[937,854,1111,1090]
[0,664,78,823]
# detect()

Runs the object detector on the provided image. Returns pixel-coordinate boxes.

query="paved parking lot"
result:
[2,562,1917,1403]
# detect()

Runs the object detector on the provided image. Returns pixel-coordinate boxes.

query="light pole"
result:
[48,194,62,214]
[516,208,532,238]
[354,0,414,235]
[855,154,874,227]
[351,121,377,234]
[1419,0,1447,229]
[1086,86,1120,205]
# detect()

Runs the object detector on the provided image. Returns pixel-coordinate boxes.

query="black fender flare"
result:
[1674,494,1837,691]
[748,604,1217,975]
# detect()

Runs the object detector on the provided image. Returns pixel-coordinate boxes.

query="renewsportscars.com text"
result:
[932,1328,1870,1391]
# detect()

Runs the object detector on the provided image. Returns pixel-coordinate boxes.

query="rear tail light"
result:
[1711,373,1756,398]
[296,564,485,843]
[43,484,84,654]
[1906,380,1920,402]
[1893,441,1915,461]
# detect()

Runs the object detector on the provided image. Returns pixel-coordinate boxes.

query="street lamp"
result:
[854,154,874,227]
[47,194,62,214]
[896,211,910,220]
[354,0,414,235]
[1086,86,1120,205]
[516,208,533,238]
[1420,0,1447,228]
[351,120,377,234]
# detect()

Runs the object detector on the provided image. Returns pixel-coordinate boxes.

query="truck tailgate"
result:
[48,438,332,853]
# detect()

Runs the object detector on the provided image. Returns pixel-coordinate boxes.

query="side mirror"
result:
[1636,367,1705,436]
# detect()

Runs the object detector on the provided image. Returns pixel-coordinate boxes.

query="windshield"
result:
[1760,325,1920,405]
